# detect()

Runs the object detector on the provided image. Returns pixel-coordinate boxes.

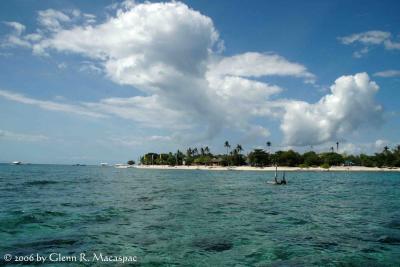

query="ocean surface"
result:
[0,164,400,266]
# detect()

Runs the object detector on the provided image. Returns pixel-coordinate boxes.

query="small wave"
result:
[0,214,41,229]
[192,237,233,252]
[24,180,59,186]
[11,238,79,251]
[142,205,162,210]
[314,241,339,249]
[144,224,167,230]
[266,210,280,216]
[387,219,400,229]
[43,210,66,216]
[361,247,379,253]
[137,196,155,202]
[377,235,400,244]
[286,217,309,225]
[0,210,67,231]
[269,259,305,267]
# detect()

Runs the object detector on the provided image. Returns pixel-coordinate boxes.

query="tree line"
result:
[139,141,400,168]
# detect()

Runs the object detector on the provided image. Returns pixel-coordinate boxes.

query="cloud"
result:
[0,129,48,142]
[385,40,400,50]
[83,95,193,130]
[0,89,105,118]
[332,139,390,155]
[27,1,293,140]
[1,21,31,48]
[0,89,194,131]
[1,10,97,50]
[339,30,400,57]
[339,31,391,45]
[79,61,102,74]
[375,139,389,151]
[0,52,12,57]
[4,21,26,35]
[83,13,96,24]
[57,62,67,69]
[280,73,383,146]
[37,9,71,31]
[2,2,386,149]
[108,134,174,148]
[208,52,315,82]
[353,47,369,58]
[374,70,400,78]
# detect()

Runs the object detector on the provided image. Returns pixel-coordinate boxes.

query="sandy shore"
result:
[135,165,400,172]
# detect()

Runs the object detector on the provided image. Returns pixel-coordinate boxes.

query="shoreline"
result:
[135,165,400,172]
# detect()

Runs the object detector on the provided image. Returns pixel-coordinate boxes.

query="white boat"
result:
[12,161,22,165]
[100,163,109,166]
[115,164,130,168]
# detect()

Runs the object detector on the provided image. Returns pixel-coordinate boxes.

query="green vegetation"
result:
[320,163,330,169]
[139,142,400,168]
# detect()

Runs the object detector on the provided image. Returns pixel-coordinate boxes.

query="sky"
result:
[0,0,399,164]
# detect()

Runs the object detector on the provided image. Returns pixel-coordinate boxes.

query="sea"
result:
[0,164,399,266]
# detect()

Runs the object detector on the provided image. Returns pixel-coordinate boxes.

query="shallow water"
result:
[0,164,400,266]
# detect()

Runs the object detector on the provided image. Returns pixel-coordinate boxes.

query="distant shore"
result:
[135,165,400,172]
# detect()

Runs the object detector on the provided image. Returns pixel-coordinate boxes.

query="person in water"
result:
[272,165,287,185]
[281,171,287,184]
[273,169,286,185]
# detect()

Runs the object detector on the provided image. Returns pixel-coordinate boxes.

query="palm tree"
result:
[330,146,334,153]
[266,141,271,153]
[193,148,198,156]
[224,141,231,155]
[336,141,339,153]
[204,146,210,155]
[186,148,192,157]
[236,144,243,154]
[200,147,205,156]
[384,146,389,154]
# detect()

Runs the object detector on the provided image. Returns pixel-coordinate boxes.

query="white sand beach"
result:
[135,165,400,172]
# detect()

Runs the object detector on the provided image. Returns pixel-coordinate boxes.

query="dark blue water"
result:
[1,164,400,266]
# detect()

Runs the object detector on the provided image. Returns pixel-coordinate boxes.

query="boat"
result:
[100,163,109,166]
[12,161,22,165]
[114,164,132,168]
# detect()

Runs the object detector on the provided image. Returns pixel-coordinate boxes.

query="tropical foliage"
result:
[139,143,400,168]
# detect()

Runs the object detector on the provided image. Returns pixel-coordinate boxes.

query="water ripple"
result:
[0,165,400,266]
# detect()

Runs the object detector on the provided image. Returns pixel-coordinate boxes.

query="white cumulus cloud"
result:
[27,1,303,140]
[280,73,383,146]
[0,2,387,148]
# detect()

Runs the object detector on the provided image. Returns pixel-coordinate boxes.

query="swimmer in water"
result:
[281,171,287,185]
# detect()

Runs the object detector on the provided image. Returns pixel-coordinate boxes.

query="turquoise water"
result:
[0,164,400,266]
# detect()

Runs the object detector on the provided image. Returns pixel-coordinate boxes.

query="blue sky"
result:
[0,0,399,164]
